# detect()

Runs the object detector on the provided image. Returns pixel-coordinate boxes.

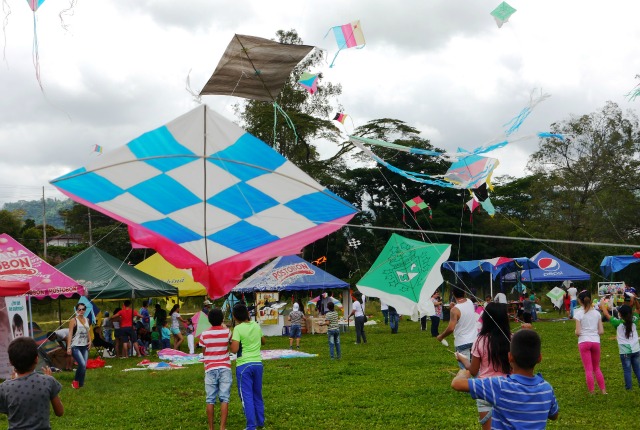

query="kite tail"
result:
[328,48,342,68]
[185,69,203,104]
[2,0,10,64]
[537,132,564,140]
[32,12,43,91]
[58,0,77,32]
[502,90,550,136]
[273,102,299,147]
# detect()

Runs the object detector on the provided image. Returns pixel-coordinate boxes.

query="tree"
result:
[527,101,640,252]
[0,209,22,237]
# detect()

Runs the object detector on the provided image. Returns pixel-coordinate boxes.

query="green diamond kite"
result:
[356,234,451,319]
[490,2,517,28]
[546,287,565,309]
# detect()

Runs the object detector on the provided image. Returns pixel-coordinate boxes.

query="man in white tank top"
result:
[437,287,478,369]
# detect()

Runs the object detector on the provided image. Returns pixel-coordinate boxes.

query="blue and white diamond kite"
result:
[50,105,357,298]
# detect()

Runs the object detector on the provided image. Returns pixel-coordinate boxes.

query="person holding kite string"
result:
[437,287,478,369]
[574,290,607,394]
[456,303,511,430]
[67,303,91,389]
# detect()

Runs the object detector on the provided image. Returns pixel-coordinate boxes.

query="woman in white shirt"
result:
[574,290,607,394]
[349,293,367,344]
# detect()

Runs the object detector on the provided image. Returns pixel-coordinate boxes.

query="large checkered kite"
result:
[51,105,357,298]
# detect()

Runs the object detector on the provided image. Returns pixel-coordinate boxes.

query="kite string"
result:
[1,0,10,65]
[31,11,42,91]
[36,225,133,351]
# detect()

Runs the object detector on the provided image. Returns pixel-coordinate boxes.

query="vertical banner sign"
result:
[0,297,28,379]
[256,292,279,325]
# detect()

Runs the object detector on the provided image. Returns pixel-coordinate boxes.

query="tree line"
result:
[1,30,638,287]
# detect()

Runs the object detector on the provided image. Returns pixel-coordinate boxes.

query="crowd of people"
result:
[2,284,639,429]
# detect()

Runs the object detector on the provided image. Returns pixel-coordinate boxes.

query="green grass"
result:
[1,312,637,429]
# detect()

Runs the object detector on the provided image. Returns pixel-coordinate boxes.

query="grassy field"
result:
[1,310,638,430]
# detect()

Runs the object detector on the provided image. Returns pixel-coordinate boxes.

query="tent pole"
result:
[28,296,34,337]
[490,276,493,300]
[58,298,62,326]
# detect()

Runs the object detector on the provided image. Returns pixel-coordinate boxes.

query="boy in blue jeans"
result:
[231,304,265,430]
[199,308,232,430]
[324,301,341,359]
[451,330,559,429]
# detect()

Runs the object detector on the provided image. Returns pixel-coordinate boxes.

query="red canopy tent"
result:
[0,280,30,297]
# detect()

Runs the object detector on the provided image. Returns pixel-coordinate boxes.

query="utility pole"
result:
[88,207,93,245]
[42,187,47,260]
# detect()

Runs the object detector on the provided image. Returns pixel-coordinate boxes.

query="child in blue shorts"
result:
[200,308,232,430]
[231,304,265,430]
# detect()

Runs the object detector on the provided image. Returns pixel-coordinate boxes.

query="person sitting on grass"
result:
[0,337,64,429]
[200,308,232,430]
[520,312,534,330]
[451,330,559,429]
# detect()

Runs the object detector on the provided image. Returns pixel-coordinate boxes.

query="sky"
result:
[0,0,639,206]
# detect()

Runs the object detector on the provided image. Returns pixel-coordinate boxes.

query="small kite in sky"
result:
[490,2,517,28]
[443,154,499,190]
[200,34,315,102]
[333,112,348,124]
[325,20,365,68]
[348,238,361,249]
[312,256,327,265]
[405,196,432,217]
[297,72,320,94]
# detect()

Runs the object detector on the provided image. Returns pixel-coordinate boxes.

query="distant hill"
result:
[1,198,73,229]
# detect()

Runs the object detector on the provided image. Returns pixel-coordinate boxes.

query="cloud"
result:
[1,0,639,208]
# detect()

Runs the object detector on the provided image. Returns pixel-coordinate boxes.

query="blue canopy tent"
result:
[442,257,539,298]
[600,255,640,280]
[232,255,348,293]
[504,250,591,282]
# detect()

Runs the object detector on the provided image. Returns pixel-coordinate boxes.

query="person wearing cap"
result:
[203,299,213,315]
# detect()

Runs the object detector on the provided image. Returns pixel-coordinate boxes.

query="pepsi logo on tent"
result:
[537,257,560,271]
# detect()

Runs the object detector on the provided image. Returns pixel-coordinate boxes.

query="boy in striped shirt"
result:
[199,308,232,430]
[451,330,559,429]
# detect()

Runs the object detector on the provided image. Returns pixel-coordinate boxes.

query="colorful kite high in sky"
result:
[199,34,314,102]
[490,2,517,28]
[297,72,319,94]
[50,105,358,298]
[356,234,451,319]
[325,20,365,68]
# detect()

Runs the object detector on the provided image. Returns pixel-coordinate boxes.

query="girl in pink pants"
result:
[574,290,606,394]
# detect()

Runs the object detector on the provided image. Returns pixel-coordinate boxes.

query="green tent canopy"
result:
[56,247,179,299]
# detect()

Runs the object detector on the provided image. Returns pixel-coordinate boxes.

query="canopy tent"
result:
[0,233,84,299]
[600,255,640,279]
[135,253,207,297]
[503,250,591,282]
[0,280,30,296]
[56,247,178,299]
[232,255,348,293]
[442,256,539,297]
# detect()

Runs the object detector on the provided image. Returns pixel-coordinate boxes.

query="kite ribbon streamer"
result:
[272,102,299,148]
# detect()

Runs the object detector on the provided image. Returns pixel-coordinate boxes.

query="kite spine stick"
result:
[202,105,210,267]
[235,34,277,102]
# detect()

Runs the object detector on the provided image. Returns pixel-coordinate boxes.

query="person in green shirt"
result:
[230,304,265,430]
